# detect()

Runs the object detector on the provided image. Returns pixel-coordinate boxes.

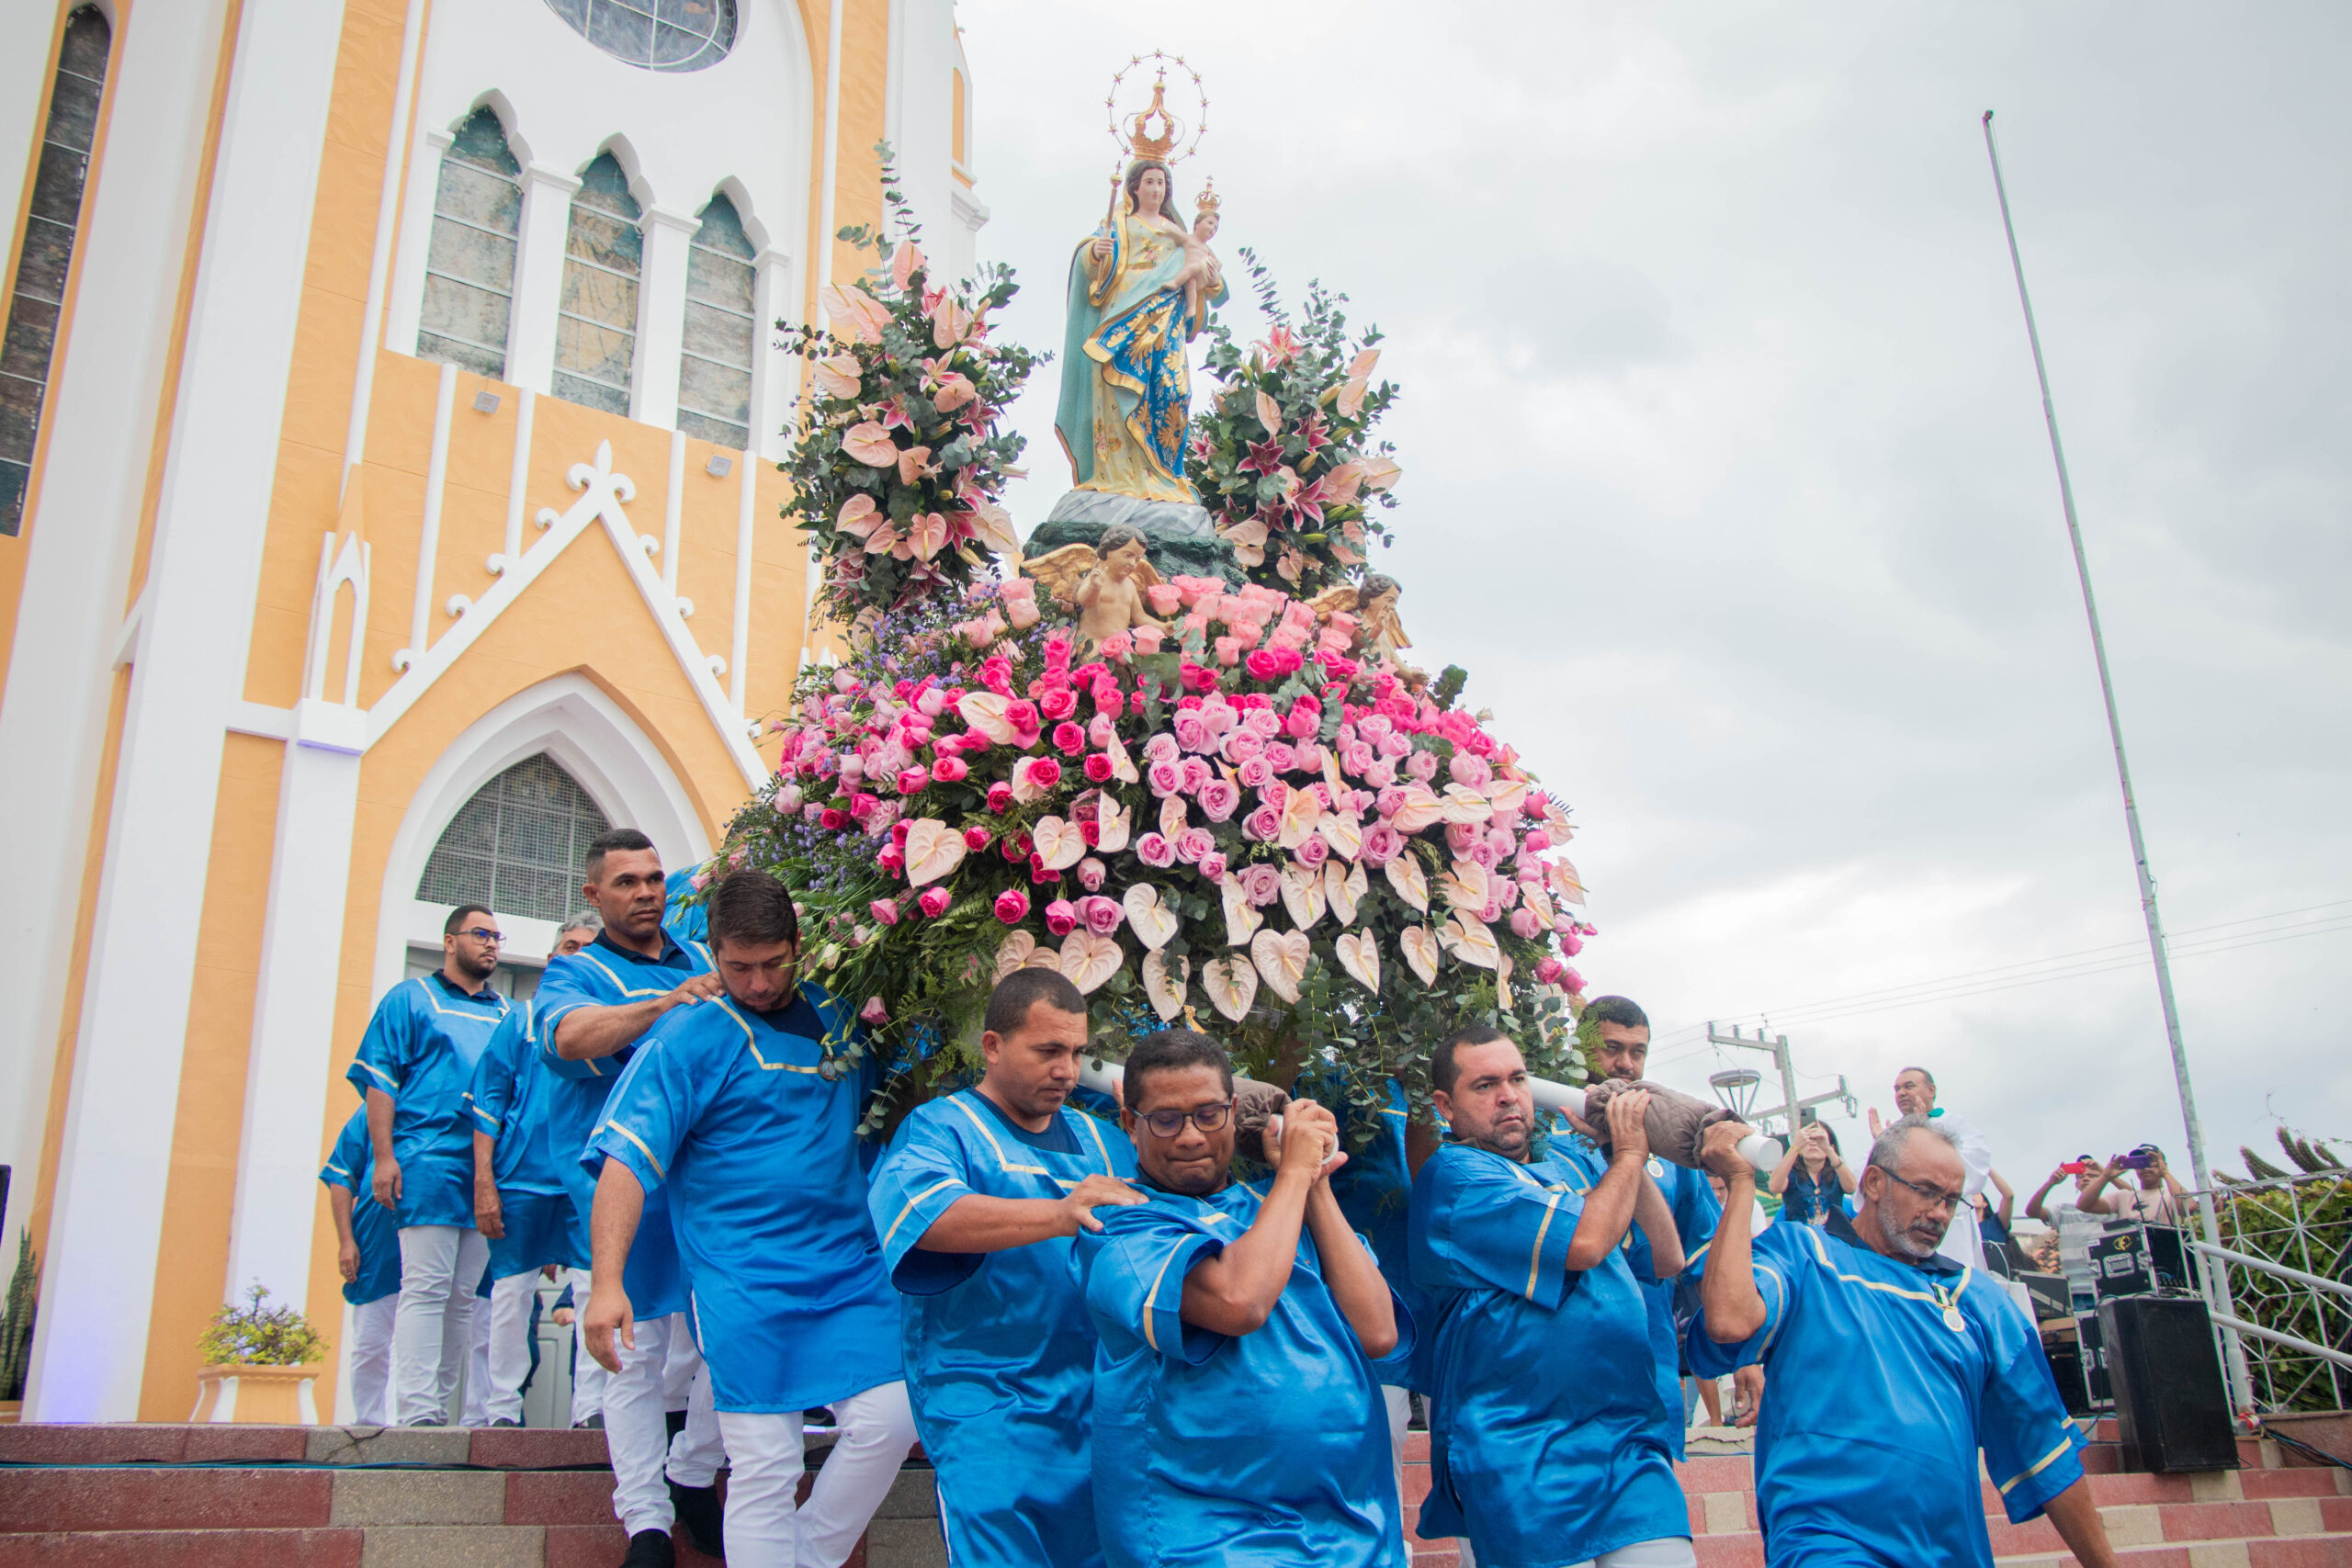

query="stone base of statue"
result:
[1024,490,1240,584]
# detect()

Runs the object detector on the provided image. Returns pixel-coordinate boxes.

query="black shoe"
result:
[408,1416,448,1427]
[801,1406,836,1432]
[669,1479,725,1560]
[575,1413,605,1429]
[491,1417,521,1427]
[619,1529,675,1568]
[664,1407,688,1440]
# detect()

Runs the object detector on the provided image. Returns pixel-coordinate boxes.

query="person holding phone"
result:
[2025,1157,2115,1312]
[2077,1145,2185,1226]
[1770,1122,1856,1228]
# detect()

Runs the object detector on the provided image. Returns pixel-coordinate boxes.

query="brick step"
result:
[0,1425,613,1471]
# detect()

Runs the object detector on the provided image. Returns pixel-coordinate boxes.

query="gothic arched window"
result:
[1,6,109,536]
[416,753,611,922]
[544,0,739,73]
[417,107,523,379]
[676,193,755,448]
[553,152,642,415]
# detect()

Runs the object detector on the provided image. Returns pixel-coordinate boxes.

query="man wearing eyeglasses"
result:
[867,966,1142,1567]
[1080,1029,1407,1568]
[347,902,511,1425]
[1689,1112,2120,1568]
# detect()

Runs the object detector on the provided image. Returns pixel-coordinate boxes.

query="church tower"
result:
[0,0,982,1422]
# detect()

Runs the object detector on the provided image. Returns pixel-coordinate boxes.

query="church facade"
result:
[0,0,983,1421]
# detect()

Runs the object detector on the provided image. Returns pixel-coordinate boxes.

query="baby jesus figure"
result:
[1024,525,1170,656]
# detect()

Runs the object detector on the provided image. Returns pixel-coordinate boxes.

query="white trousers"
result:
[716,1382,916,1568]
[483,1271,538,1425]
[567,1269,607,1426]
[393,1225,489,1425]
[461,1280,492,1427]
[604,1313,728,1536]
[1582,1543,1697,1568]
[348,1295,398,1427]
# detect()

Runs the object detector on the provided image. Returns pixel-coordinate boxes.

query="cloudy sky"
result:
[956,1,2351,1190]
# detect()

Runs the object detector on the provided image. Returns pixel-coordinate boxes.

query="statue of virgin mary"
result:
[1052,155,1227,507]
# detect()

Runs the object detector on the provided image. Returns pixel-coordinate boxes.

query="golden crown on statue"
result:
[1106,51,1208,167]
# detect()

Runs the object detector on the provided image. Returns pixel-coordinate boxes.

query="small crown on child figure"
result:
[1194,178,1221,220]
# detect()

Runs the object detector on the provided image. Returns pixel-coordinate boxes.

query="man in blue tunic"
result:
[321,1106,401,1426]
[536,829,726,1566]
[1409,1024,1695,1568]
[584,870,916,1568]
[347,903,511,1425]
[1081,1029,1407,1568]
[1689,1112,2120,1568]
[469,996,582,1426]
[868,967,1144,1566]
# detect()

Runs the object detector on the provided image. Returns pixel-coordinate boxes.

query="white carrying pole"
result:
[1982,110,2252,1413]
[1077,1060,1783,1172]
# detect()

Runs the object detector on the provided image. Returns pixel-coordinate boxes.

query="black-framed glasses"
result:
[1882,1171,1964,1213]
[1136,1102,1233,1139]
[457,927,503,944]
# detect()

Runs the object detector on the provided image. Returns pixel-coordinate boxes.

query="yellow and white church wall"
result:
[0,0,984,1421]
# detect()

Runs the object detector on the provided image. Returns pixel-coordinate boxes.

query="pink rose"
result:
[1342,743,1377,776]
[1199,852,1227,881]
[1005,700,1041,733]
[850,792,880,821]
[1176,828,1215,863]
[1080,896,1124,935]
[1560,967,1586,994]
[993,888,1030,924]
[1243,707,1283,738]
[1241,806,1281,843]
[1028,757,1063,790]
[918,886,952,919]
[1053,721,1087,755]
[1077,856,1108,892]
[1447,823,1481,857]
[1450,752,1493,791]
[1295,835,1329,869]
[1143,733,1181,765]
[1174,713,1209,751]
[1510,908,1543,940]
[1178,757,1212,795]
[1238,863,1283,907]
[931,757,968,784]
[1535,955,1567,986]
[1030,859,1062,886]
[1045,899,1079,937]
[876,846,906,875]
[892,768,925,795]
[1083,754,1115,784]
[986,782,1012,813]
[1197,779,1241,821]
[1523,829,1553,852]
[1237,756,1273,790]
[963,825,992,851]
[1244,649,1282,682]
[820,807,850,831]
[1136,832,1178,869]
[1039,689,1079,722]
[861,996,889,1025]
[1405,751,1440,782]
[1148,760,1183,797]
[1257,780,1290,814]
[1359,822,1405,866]
[870,898,900,926]
[1222,727,1265,763]
[1099,632,1133,662]
[1283,705,1318,740]
[1263,742,1295,773]
[1363,758,1397,789]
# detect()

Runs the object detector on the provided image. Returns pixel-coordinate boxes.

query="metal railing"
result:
[2184,1174,2352,1413]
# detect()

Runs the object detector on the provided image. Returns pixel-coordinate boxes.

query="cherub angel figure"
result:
[1023,525,1170,653]
[1306,572,1411,660]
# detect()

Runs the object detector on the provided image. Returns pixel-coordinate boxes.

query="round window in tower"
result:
[544,0,739,73]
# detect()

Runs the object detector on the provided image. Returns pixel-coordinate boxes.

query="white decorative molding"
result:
[662,427,685,595]
[302,532,369,706]
[111,586,150,672]
[492,386,536,573]
[394,362,459,671]
[729,444,756,709]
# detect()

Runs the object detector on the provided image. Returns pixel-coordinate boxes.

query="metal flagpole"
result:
[1981,110,2254,1415]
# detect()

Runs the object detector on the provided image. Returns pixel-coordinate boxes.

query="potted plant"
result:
[0,1229,35,1423]
[191,1282,327,1424]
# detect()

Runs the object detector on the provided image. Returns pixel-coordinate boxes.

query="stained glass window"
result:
[417,107,523,378]
[677,193,755,448]
[1,6,108,536]
[553,152,641,416]
[543,0,738,73]
[416,753,612,923]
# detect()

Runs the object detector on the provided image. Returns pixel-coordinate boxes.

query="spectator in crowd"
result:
[1974,1170,2020,1275]
[320,1106,401,1426]
[553,914,600,955]
[348,904,512,1425]
[1870,1067,1993,1269]
[1081,1030,1403,1567]
[2079,1145,2186,1226]
[1769,1122,1856,1228]
[1690,1114,2120,1568]
[2025,1157,2114,1312]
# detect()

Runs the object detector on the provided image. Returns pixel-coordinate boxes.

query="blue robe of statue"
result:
[468,999,584,1279]
[345,971,510,1229]
[532,928,709,1319]
[1687,1221,2086,1568]
[1408,1143,1688,1568]
[321,1107,401,1305]
[587,981,902,1414]
[868,1089,1136,1567]
[1080,1179,1409,1568]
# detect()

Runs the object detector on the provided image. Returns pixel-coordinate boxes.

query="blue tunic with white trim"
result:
[469,1000,584,1278]
[868,1089,1136,1568]
[321,1108,401,1305]
[1686,1221,2086,1567]
[1079,1179,1409,1568]
[587,982,902,1414]
[345,971,511,1229]
[1321,1075,1428,1395]
[533,929,710,1319]
[1408,1143,1687,1568]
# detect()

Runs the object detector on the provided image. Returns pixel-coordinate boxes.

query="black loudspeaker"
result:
[2098,1295,2238,1472]
[2074,1310,2112,1410]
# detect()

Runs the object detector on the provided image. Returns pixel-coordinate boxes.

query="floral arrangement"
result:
[198,1282,326,1367]
[785,149,1039,631]
[724,571,1595,1128]
[1187,254,1403,597]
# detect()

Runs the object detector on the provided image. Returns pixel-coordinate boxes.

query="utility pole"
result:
[1704,1024,1855,1134]
[1982,110,2252,1416]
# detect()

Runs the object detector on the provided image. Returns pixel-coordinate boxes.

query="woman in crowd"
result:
[1768,1122,1856,1228]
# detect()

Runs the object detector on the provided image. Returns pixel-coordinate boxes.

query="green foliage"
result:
[0,1230,36,1401]
[198,1282,326,1368]
[786,143,1040,635]
[1190,254,1401,598]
